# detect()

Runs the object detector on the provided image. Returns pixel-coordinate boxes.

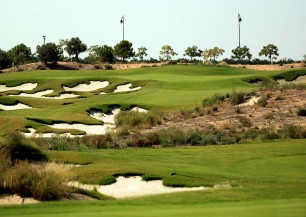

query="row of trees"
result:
[0,36,300,69]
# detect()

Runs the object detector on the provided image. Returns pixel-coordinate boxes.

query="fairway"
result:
[1,140,306,217]
[0,65,281,135]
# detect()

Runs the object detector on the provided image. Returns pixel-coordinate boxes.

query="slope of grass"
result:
[0,65,283,135]
[1,139,306,216]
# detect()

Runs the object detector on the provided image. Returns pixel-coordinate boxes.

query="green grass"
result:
[1,140,306,216]
[0,65,298,135]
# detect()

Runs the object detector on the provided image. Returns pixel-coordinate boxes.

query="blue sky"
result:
[1,0,306,60]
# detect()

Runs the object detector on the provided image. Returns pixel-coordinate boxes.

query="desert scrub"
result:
[202,93,226,107]
[239,117,253,128]
[229,90,245,105]
[257,95,269,107]
[5,162,73,201]
[4,131,47,164]
[278,124,306,139]
[115,110,163,130]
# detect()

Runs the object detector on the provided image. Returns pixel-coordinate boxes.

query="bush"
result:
[297,108,306,116]
[279,124,306,139]
[115,110,163,130]
[230,90,245,105]
[104,64,113,70]
[202,93,226,107]
[5,162,72,201]
[257,95,269,107]
[239,117,252,128]
[5,132,47,164]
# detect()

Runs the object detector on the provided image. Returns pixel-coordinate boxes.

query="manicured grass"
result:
[1,140,306,216]
[0,65,292,135]
[0,198,305,217]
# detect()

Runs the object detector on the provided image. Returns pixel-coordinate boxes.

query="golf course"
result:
[0,64,306,216]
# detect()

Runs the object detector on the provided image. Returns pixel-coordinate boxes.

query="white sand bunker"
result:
[239,96,261,107]
[89,108,120,124]
[23,128,82,138]
[48,123,107,135]
[0,194,39,205]
[0,103,32,110]
[63,81,109,92]
[11,89,79,99]
[24,107,148,138]
[0,83,37,92]
[114,83,141,93]
[69,176,207,199]
[131,107,148,113]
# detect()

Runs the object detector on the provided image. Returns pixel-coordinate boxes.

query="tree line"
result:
[0,37,304,70]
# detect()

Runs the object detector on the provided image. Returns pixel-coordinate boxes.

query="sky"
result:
[1,0,306,60]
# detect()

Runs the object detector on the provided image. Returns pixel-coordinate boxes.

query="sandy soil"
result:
[230,63,305,71]
[277,75,306,85]
[69,176,209,199]
[0,83,37,92]
[239,96,261,107]
[0,103,32,110]
[1,62,163,73]
[147,89,306,133]
[63,81,109,92]
[0,195,39,205]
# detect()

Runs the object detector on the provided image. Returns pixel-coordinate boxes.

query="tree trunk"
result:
[76,53,79,62]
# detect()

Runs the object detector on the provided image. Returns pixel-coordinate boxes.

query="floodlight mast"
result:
[120,15,125,41]
[42,36,46,45]
[238,13,242,48]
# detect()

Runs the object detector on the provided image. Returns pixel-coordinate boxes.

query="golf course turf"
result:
[0,65,306,216]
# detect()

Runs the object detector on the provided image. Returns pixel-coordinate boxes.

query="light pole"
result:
[238,13,242,48]
[120,15,124,41]
[42,36,46,45]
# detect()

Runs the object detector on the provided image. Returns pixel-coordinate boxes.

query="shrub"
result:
[6,161,39,198]
[115,110,162,130]
[104,64,113,70]
[5,131,47,164]
[5,162,72,201]
[259,127,280,140]
[297,108,306,116]
[230,90,245,105]
[239,117,253,128]
[202,93,226,107]
[257,95,269,107]
[279,124,306,139]
[33,163,72,200]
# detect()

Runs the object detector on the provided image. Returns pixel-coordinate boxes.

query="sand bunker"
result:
[277,75,306,85]
[0,103,32,110]
[0,194,39,205]
[239,96,261,106]
[131,107,148,113]
[24,107,147,137]
[48,123,107,135]
[23,128,82,138]
[114,84,141,93]
[0,83,37,92]
[63,81,109,92]
[12,89,79,99]
[89,108,120,124]
[69,176,207,199]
